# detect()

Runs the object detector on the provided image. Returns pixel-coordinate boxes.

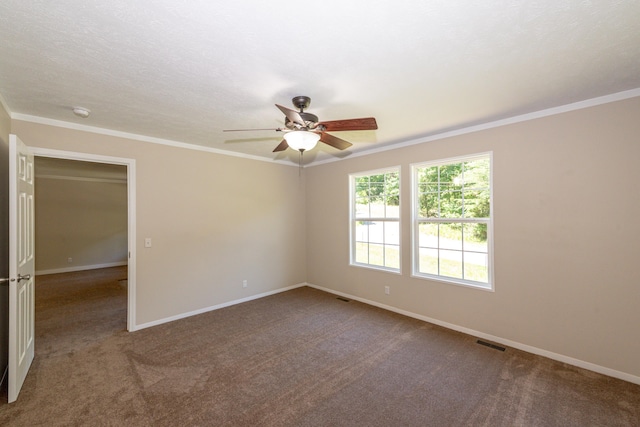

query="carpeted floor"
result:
[1,267,639,426]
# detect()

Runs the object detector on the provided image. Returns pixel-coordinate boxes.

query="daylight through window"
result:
[350,168,400,272]
[412,154,492,289]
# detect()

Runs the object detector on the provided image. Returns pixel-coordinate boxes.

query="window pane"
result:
[464,158,490,189]
[369,244,384,266]
[464,252,488,283]
[439,164,463,191]
[355,242,368,264]
[355,221,369,246]
[419,193,439,218]
[370,201,385,218]
[463,223,488,251]
[384,222,399,245]
[369,221,384,244]
[385,199,400,218]
[369,182,384,197]
[439,249,463,279]
[439,223,462,250]
[418,182,438,194]
[419,248,438,275]
[440,190,462,217]
[356,183,369,195]
[419,166,438,184]
[463,189,489,218]
[480,189,490,216]
[462,190,480,218]
[355,199,370,218]
[386,172,400,218]
[385,171,399,202]
[355,175,369,185]
[418,223,438,248]
[385,245,400,269]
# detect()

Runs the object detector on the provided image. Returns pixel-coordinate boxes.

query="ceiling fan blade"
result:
[319,117,378,132]
[276,104,307,127]
[318,132,353,150]
[272,139,289,152]
[223,128,284,132]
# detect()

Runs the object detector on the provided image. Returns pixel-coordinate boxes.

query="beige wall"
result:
[306,96,640,379]
[11,120,307,326]
[35,176,128,273]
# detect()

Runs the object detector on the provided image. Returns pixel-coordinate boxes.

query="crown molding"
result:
[10,113,297,167]
[308,87,640,167]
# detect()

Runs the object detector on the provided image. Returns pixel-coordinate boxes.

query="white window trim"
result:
[410,152,494,291]
[349,166,402,274]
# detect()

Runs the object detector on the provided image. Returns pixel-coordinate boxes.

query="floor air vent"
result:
[477,340,506,352]
[336,297,351,302]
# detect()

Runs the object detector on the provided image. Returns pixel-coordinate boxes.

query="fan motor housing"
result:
[285,112,319,129]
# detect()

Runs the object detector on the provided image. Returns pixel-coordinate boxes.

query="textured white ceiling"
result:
[1,0,639,164]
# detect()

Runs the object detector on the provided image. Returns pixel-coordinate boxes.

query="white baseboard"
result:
[132,282,307,332]
[36,261,128,276]
[307,283,640,386]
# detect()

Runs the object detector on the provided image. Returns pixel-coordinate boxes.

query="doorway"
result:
[31,148,136,330]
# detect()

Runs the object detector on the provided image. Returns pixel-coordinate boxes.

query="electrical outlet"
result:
[67,257,73,263]
[242,280,248,288]
[384,286,390,295]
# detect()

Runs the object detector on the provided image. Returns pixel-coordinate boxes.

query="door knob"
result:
[11,274,31,282]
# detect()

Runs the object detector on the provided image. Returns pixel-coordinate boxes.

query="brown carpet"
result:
[0,267,638,426]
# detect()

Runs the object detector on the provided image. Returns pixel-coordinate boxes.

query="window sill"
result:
[411,272,494,291]
[350,263,402,275]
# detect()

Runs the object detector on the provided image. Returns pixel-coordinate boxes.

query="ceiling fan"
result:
[224,96,378,153]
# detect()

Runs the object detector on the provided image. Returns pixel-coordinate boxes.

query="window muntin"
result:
[413,155,492,289]
[350,168,400,272]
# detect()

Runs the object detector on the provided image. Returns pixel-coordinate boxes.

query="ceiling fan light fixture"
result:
[284,131,320,152]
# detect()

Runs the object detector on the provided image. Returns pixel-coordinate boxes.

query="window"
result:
[412,154,492,289]
[350,168,400,272]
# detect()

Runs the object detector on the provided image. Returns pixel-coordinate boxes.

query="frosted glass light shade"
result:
[284,131,320,151]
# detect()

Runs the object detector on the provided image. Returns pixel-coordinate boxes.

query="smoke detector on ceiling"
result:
[72,107,91,118]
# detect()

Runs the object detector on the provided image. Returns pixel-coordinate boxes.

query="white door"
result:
[8,134,35,403]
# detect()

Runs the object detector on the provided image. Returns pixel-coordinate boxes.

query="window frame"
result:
[349,166,401,274]
[411,153,494,291]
